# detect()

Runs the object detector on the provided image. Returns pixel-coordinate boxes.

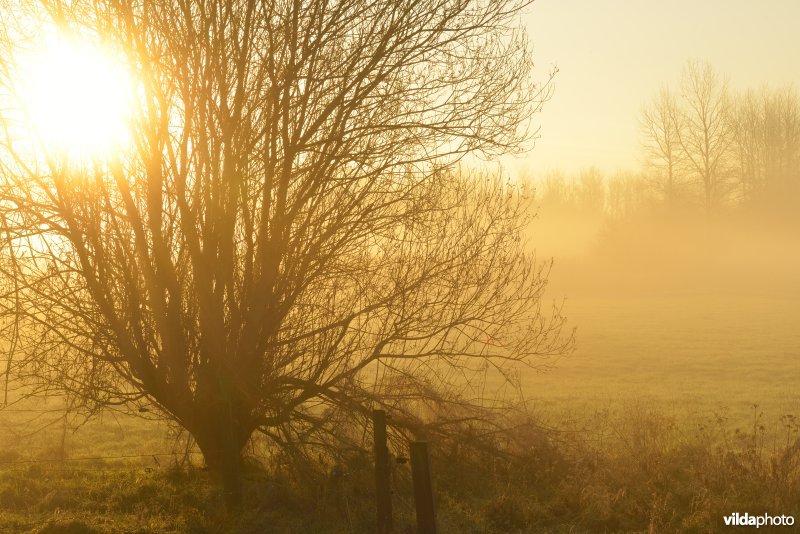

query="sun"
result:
[19,36,133,161]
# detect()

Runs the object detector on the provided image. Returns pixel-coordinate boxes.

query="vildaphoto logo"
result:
[723,513,795,528]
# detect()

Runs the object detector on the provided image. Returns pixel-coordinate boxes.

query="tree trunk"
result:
[193,415,251,508]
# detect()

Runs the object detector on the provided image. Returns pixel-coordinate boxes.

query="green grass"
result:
[523,295,800,430]
[7,397,795,533]
[1,294,799,532]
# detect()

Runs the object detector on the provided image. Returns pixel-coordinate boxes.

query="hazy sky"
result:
[519,0,800,176]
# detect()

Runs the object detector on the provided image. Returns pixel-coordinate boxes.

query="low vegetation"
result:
[1,401,798,533]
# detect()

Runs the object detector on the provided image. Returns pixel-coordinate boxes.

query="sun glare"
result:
[19,37,133,161]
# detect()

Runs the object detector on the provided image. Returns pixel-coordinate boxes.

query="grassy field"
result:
[4,295,796,453]
[524,295,800,429]
[1,288,799,532]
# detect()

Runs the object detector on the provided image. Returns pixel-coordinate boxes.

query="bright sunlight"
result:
[18,36,133,160]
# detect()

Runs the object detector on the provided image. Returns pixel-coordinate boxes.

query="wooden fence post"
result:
[373,409,392,533]
[410,440,437,534]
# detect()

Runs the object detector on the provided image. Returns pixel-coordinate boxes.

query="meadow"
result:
[524,295,800,430]
[1,290,798,532]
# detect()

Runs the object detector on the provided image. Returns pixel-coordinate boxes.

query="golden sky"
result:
[520,0,800,175]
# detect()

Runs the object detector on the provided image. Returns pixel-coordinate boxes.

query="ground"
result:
[1,289,798,532]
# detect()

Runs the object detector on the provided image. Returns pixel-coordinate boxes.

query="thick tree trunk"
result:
[188,362,257,508]
[192,415,252,508]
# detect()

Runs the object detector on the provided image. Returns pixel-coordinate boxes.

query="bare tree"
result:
[676,60,734,211]
[730,86,800,207]
[606,170,655,220]
[0,0,566,504]
[729,88,765,202]
[764,86,800,206]
[640,86,685,207]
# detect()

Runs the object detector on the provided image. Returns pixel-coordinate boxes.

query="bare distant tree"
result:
[574,167,607,215]
[0,0,566,504]
[729,89,765,201]
[676,60,734,211]
[730,86,800,207]
[606,170,655,220]
[640,87,685,207]
[764,87,800,204]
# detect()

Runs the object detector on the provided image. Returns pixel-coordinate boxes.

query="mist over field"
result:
[524,174,800,425]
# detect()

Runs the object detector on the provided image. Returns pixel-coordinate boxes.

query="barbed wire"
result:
[0,450,204,467]
[0,515,80,533]
[0,408,69,413]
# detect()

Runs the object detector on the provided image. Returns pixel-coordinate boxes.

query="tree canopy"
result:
[0,0,565,503]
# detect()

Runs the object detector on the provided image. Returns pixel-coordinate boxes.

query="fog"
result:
[517,162,800,432]
[533,193,800,299]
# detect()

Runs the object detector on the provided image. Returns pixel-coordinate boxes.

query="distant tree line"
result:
[529,167,657,221]
[641,59,800,213]
[532,60,800,219]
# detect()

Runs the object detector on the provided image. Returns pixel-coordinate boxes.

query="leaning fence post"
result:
[373,409,392,533]
[410,440,437,534]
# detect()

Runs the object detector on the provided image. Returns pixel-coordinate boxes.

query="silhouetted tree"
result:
[640,87,686,207]
[606,170,655,220]
[730,86,800,208]
[676,60,734,211]
[0,0,565,504]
